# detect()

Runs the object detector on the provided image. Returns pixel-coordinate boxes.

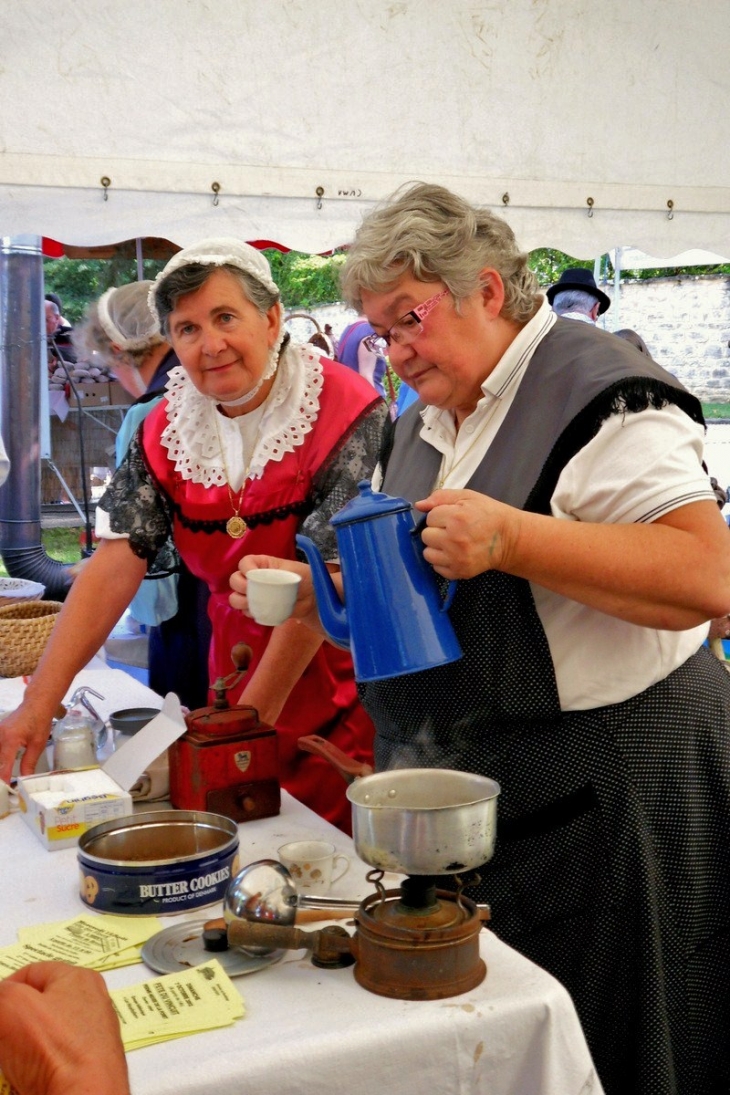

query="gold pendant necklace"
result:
[226,510,247,540]
[213,407,264,539]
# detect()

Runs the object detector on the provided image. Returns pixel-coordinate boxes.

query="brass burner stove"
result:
[352,872,487,1000]
[226,866,488,1001]
[225,761,499,1001]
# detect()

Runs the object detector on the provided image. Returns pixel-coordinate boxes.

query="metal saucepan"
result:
[298,736,500,876]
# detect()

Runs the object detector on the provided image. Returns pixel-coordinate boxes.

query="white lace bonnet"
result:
[147,239,280,325]
[97,280,162,352]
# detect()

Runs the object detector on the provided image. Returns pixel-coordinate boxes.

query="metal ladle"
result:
[223,860,490,937]
[222,859,360,965]
[224,859,362,928]
[222,859,492,973]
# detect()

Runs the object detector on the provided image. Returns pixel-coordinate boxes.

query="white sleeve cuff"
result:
[94,506,130,541]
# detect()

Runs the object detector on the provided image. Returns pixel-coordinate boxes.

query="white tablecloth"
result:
[0,669,603,1095]
[0,662,163,726]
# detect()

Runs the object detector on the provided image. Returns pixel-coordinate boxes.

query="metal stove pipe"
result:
[0,235,73,600]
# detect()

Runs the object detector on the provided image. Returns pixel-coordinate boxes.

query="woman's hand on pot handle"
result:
[416,489,519,580]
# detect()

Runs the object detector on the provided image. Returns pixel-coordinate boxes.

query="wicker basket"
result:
[0,577,46,605]
[0,600,63,678]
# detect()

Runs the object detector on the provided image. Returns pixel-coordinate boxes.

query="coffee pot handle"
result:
[442,581,457,611]
[411,517,457,612]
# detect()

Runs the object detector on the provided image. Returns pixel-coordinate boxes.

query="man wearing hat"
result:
[546,267,611,323]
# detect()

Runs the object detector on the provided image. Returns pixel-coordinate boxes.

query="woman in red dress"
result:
[0,241,387,830]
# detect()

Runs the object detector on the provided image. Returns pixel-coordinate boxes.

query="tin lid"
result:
[142,919,285,976]
[329,480,411,527]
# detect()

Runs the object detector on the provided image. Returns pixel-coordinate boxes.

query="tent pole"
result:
[612,246,622,328]
[0,235,72,597]
[593,255,606,328]
[135,238,144,281]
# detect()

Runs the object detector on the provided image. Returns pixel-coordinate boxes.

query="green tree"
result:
[264,250,347,310]
[43,246,730,325]
[43,257,167,324]
[528,248,594,287]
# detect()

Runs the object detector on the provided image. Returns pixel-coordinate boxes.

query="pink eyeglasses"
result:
[364,288,450,354]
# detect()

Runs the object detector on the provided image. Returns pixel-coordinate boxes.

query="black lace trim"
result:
[137,441,315,534]
[137,394,386,542]
[168,495,314,535]
[312,395,383,493]
[525,377,705,515]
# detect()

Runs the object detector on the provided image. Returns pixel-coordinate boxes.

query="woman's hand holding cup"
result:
[229,555,324,632]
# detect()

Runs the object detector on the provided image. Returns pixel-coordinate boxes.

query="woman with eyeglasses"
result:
[231,184,730,1095]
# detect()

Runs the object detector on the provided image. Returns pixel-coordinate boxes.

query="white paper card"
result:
[102,692,186,791]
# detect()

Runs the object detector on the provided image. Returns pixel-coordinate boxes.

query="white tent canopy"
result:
[609,248,730,272]
[2,0,730,256]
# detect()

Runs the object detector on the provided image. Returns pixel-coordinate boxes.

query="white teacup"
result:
[278,839,350,894]
[247,569,301,626]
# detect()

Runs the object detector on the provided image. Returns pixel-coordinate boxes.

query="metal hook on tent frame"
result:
[315,186,324,211]
[502,192,510,206]
[100,176,111,202]
[666,199,674,220]
[586,196,594,218]
[211,182,221,207]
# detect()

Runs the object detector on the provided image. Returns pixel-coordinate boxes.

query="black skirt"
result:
[362,570,730,1095]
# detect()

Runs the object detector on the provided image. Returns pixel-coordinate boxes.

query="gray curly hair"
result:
[340,182,538,324]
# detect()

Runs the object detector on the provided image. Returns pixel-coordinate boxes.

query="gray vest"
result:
[367,321,730,1095]
[383,318,703,511]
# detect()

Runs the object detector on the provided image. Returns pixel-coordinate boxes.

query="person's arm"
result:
[417,490,730,630]
[236,615,326,725]
[0,539,147,783]
[356,339,380,389]
[230,399,388,717]
[0,962,130,1095]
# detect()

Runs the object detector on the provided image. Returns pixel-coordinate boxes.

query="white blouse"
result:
[378,299,715,710]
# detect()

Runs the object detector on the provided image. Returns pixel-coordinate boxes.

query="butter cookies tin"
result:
[77,809,240,916]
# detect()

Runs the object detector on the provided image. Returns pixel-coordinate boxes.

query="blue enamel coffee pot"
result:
[296,480,462,682]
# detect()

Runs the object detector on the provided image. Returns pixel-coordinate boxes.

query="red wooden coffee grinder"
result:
[169,644,280,822]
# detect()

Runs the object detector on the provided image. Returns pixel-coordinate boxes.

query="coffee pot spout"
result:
[295,534,351,650]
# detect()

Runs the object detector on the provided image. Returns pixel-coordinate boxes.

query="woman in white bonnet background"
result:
[0,240,387,832]
[73,280,212,711]
[77,280,168,402]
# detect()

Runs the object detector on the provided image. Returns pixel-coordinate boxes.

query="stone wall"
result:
[310,274,730,404]
[594,274,730,402]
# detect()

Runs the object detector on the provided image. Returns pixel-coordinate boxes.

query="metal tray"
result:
[142,918,285,977]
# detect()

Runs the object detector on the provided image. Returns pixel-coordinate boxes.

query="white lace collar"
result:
[159,342,325,489]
